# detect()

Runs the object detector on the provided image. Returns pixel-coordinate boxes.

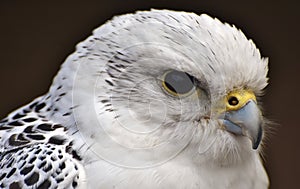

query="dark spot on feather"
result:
[34,149,42,155]
[108,65,121,72]
[70,105,79,110]
[27,134,45,140]
[0,173,7,181]
[52,124,63,129]
[72,150,82,161]
[72,181,78,187]
[208,64,216,73]
[17,134,28,141]
[23,118,37,122]
[43,164,52,172]
[62,112,71,116]
[9,134,29,146]
[56,177,64,183]
[38,161,47,169]
[29,156,37,164]
[59,162,66,170]
[115,64,126,68]
[12,113,25,120]
[21,165,34,175]
[105,79,114,86]
[6,168,16,178]
[0,126,11,130]
[48,136,66,145]
[65,142,82,160]
[35,103,46,112]
[23,109,30,113]
[24,172,39,186]
[0,118,8,123]
[8,121,23,126]
[9,182,22,189]
[39,155,46,161]
[105,108,114,112]
[101,99,110,103]
[116,51,124,55]
[37,179,51,189]
[37,124,54,131]
[29,102,38,109]
[24,126,35,133]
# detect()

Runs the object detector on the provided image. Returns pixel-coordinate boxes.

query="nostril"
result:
[228,96,239,106]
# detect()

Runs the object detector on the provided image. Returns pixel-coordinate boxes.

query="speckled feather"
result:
[0,98,84,188]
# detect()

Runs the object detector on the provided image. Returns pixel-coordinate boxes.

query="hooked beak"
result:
[218,90,263,150]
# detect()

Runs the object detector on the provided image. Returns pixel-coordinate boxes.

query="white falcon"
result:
[0,9,269,189]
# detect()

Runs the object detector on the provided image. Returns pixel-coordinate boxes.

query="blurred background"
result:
[0,0,299,188]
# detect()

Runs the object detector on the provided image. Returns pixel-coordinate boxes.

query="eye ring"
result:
[161,70,196,97]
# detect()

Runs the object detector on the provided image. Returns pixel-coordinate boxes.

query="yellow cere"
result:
[225,89,257,111]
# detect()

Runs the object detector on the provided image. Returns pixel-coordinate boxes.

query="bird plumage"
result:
[0,9,269,188]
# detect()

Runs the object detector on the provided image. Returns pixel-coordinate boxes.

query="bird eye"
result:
[228,96,239,106]
[162,70,196,96]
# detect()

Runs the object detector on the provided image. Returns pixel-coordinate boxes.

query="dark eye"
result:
[162,70,196,96]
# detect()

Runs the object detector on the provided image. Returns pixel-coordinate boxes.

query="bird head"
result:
[53,10,268,167]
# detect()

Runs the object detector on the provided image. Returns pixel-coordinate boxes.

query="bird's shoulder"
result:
[0,98,83,188]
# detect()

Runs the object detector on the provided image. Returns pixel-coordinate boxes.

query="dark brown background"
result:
[0,0,299,188]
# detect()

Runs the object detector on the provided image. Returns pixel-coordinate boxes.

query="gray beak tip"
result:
[251,125,263,150]
[221,100,263,150]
